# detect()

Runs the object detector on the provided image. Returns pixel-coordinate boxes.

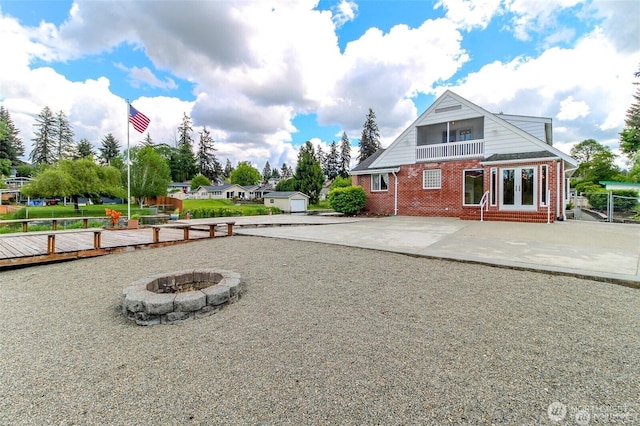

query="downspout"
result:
[392,171,398,216]
[556,161,561,220]
[564,166,578,221]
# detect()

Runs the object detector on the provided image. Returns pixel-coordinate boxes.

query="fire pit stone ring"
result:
[121,269,243,326]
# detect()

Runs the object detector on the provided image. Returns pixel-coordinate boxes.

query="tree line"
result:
[0,104,397,208]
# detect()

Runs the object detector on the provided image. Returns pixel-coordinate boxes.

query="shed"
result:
[263,191,309,213]
[599,181,640,201]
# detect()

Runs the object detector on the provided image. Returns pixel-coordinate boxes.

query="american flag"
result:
[129,104,150,133]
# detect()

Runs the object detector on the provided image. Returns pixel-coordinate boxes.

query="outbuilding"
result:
[263,191,309,213]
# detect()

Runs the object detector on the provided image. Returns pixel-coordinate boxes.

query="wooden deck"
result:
[0,226,227,269]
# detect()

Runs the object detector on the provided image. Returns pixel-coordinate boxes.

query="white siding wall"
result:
[483,117,543,156]
[499,117,546,141]
[371,93,550,168]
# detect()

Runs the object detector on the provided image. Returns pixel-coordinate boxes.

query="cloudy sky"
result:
[0,0,638,171]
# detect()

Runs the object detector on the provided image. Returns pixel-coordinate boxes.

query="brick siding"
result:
[355,159,565,223]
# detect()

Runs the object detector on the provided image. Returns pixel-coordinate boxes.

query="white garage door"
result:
[290,199,306,212]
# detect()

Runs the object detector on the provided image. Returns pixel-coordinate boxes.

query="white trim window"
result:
[540,164,548,207]
[423,169,441,189]
[371,173,389,192]
[463,169,484,205]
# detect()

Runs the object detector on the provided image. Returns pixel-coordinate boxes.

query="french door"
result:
[501,167,536,210]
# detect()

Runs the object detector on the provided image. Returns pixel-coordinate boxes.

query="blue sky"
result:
[0,0,638,170]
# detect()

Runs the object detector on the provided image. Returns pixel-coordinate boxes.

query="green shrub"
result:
[330,176,352,190]
[328,186,366,215]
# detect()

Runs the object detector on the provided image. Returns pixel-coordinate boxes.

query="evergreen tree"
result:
[262,161,272,182]
[271,168,281,179]
[294,141,324,205]
[196,126,221,182]
[224,158,234,179]
[174,113,197,181]
[55,110,76,159]
[76,138,95,158]
[141,133,154,147]
[99,133,121,166]
[358,109,381,164]
[620,66,640,165]
[326,141,340,180]
[30,106,57,165]
[338,131,352,178]
[316,145,326,176]
[0,107,25,165]
[280,162,292,178]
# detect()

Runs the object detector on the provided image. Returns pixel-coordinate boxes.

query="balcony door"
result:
[501,167,536,210]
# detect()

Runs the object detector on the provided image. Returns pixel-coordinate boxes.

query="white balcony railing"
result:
[416,139,484,162]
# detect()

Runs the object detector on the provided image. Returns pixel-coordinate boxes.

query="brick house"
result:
[350,90,578,223]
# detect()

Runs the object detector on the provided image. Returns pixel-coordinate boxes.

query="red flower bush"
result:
[105,208,122,227]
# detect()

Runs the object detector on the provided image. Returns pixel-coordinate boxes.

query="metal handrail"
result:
[479,190,490,222]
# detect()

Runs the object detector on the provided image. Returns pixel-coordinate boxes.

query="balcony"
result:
[416,139,484,162]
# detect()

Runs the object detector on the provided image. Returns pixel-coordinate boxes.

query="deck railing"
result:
[416,139,484,162]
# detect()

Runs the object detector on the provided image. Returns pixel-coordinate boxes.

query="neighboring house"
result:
[350,90,578,223]
[193,184,249,200]
[168,182,191,195]
[245,185,272,199]
[599,181,640,201]
[263,191,309,213]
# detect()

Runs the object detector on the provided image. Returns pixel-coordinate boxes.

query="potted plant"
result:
[170,208,180,221]
[127,214,141,229]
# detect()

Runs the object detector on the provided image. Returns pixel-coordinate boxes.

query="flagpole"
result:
[126,99,131,220]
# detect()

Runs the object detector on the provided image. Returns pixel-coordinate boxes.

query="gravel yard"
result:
[1,235,638,425]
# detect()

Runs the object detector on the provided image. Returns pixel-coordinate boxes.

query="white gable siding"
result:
[369,91,568,169]
[373,94,483,168]
[373,127,416,167]
[498,116,548,142]
[483,117,544,156]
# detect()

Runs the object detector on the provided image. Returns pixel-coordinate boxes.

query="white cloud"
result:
[434,0,503,31]
[448,27,638,155]
[503,0,584,41]
[556,96,589,121]
[1,0,638,173]
[332,0,358,27]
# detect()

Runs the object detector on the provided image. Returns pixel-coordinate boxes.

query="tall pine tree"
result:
[620,66,640,161]
[76,138,95,158]
[224,158,234,179]
[262,161,272,182]
[99,133,121,166]
[0,107,25,165]
[326,141,340,180]
[196,126,221,182]
[55,110,76,160]
[175,113,197,181]
[358,108,381,164]
[338,131,352,178]
[294,141,324,205]
[30,106,57,165]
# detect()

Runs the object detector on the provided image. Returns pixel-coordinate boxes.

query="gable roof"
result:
[367,90,577,171]
[264,191,309,199]
[351,149,387,172]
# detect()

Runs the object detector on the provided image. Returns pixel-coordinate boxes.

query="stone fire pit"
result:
[121,269,243,325]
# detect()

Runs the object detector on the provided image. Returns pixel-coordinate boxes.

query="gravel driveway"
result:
[1,236,638,425]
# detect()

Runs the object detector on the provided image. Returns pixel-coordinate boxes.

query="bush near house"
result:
[328,186,366,215]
